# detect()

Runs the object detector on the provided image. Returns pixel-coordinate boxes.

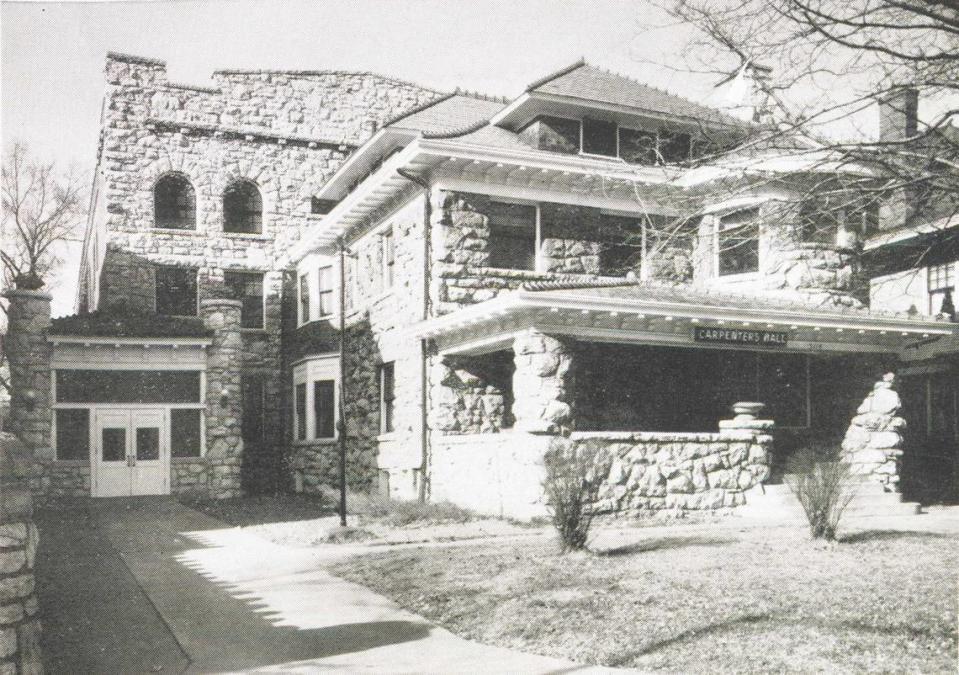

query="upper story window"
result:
[223,270,264,329]
[487,201,537,271]
[717,209,760,277]
[380,361,395,434]
[929,262,955,315]
[382,228,395,289]
[223,180,262,234]
[318,265,335,317]
[154,173,196,230]
[298,272,310,324]
[155,266,198,316]
[582,118,618,157]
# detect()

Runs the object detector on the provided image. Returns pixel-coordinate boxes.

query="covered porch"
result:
[416,281,955,517]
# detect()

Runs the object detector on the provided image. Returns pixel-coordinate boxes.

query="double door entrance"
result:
[92,408,170,497]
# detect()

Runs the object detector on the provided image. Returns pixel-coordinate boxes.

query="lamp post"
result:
[337,237,348,527]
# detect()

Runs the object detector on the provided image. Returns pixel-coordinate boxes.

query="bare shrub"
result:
[543,440,609,553]
[786,444,857,540]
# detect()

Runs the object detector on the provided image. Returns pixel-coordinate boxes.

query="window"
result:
[224,270,264,329]
[582,118,617,157]
[311,197,338,215]
[56,370,201,404]
[154,174,196,230]
[155,266,197,316]
[487,201,537,271]
[223,181,262,234]
[318,266,334,317]
[717,209,760,276]
[295,383,307,441]
[313,380,336,439]
[380,362,395,434]
[658,129,692,164]
[56,409,89,460]
[619,128,658,165]
[929,263,955,315]
[382,228,395,289]
[171,409,202,458]
[299,273,310,324]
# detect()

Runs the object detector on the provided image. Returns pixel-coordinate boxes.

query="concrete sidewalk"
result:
[39,498,618,674]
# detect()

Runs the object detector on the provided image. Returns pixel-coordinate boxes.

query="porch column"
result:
[2,290,53,490]
[512,329,574,435]
[201,298,244,499]
[841,372,906,491]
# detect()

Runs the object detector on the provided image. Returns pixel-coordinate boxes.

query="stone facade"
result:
[429,353,513,435]
[512,330,574,435]
[0,433,42,675]
[202,299,244,498]
[841,373,907,490]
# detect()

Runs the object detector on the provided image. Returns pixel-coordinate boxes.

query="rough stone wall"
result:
[429,353,513,435]
[841,373,906,490]
[202,299,244,498]
[0,433,42,674]
[512,330,575,435]
[572,427,772,513]
[171,459,209,496]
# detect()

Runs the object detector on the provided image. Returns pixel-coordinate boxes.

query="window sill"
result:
[714,272,759,283]
[150,227,203,236]
[223,232,271,241]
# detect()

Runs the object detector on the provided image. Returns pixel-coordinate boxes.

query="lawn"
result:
[330,522,958,672]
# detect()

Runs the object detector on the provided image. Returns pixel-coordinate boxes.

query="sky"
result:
[1,0,955,316]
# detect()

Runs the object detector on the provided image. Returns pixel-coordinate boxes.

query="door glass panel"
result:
[102,428,126,462]
[136,427,160,461]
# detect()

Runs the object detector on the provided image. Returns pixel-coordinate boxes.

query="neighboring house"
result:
[10,53,954,515]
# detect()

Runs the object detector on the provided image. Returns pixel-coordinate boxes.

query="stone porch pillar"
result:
[841,372,906,491]
[512,329,574,435]
[2,290,53,492]
[201,298,244,499]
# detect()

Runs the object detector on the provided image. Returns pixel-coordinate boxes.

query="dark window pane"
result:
[619,128,657,165]
[314,380,335,439]
[318,266,334,317]
[311,197,338,215]
[718,210,760,276]
[56,409,89,461]
[582,118,617,156]
[381,363,395,433]
[223,181,263,234]
[241,377,265,446]
[530,117,580,154]
[295,383,307,440]
[224,270,264,329]
[171,409,202,458]
[102,428,126,462]
[56,370,201,404]
[155,266,197,316]
[154,174,196,229]
[758,354,808,427]
[487,202,537,271]
[658,130,691,163]
[299,274,310,322]
[136,427,160,461]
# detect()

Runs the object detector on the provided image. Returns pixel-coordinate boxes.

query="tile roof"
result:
[529,61,750,128]
[50,304,213,338]
[520,278,951,323]
[385,94,507,137]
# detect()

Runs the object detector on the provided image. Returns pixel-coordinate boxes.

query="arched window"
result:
[223,181,263,234]
[154,173,196,230]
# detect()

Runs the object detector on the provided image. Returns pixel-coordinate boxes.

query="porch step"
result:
[739,481,922,523]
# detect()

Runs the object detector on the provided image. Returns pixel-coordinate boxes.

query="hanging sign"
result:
[692,326,789,348]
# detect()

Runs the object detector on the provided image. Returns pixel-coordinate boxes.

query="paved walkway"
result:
[37,498,617,674]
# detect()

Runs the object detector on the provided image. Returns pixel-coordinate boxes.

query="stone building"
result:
[5,54,956,517]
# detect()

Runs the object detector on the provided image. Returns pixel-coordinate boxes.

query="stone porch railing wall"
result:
[0,433,42,674]
[571,426,773,514]
[841,373,907,490]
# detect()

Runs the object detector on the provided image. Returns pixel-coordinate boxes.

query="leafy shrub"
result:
[542,440,609,553]
[785,444,857,540]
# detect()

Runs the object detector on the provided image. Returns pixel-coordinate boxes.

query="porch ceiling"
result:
[415,284,956,357]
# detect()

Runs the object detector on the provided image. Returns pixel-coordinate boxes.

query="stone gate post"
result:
[201,298,244,499]
[2,290,53,494]
[511,329,574,435]
[841,372,906,491]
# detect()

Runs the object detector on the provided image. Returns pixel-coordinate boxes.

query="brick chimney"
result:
[878,87,919,142]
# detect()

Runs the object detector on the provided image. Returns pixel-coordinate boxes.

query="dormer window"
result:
[582,118,617,157]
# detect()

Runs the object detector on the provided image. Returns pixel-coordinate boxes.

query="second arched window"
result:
[154,173,196,230]
[223,181,263,234]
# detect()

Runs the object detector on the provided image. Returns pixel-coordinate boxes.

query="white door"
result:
[92,409,170,497]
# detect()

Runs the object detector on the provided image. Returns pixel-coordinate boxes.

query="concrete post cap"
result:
[2,289,52,301]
